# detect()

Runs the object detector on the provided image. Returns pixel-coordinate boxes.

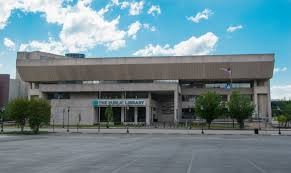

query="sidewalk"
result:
[2,127,291,135]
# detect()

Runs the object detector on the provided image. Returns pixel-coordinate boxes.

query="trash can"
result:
[254,128,259,134]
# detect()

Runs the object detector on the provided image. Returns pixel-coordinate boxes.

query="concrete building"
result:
[0,74,27,109]
[0,74,10,108]
[16,51,274,125]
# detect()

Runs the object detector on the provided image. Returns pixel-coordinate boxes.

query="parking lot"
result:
[0,134,291,173]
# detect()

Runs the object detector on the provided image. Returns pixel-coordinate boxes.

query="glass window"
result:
[182,95,197,102]
[182,108,195,119]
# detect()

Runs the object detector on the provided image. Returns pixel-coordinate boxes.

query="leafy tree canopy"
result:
[195,91,224,128]
[228,91,254,129]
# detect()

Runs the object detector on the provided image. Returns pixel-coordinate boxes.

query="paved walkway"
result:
[2,127,290,135]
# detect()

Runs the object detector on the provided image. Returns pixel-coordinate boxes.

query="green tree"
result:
[277,115,287,126]
[228,91,254,129]
[28,99,51,134]
[105,105,113,128]
[195,92,223,129]
[6,98,30,132]
[285,114,291,127]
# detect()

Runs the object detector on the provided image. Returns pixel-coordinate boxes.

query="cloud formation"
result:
[271,85,291,100]
[147,5,161,16]
[227,25,243,32]
[3,38,16,50]
[0,0,147,54]
[187,9,213,23]
[133,32,218,56]
[274,67,287,73]
[127,21,142,39]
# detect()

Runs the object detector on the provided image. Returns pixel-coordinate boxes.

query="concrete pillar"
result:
[146,106,150,125]
[121,107,125,123]
[267,80,272,121]
[174,90,178,123]
[253,80,258,118]
[134,107,138,124]
[146,92,151,125]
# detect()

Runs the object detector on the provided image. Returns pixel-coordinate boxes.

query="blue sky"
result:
[0,0,290,99]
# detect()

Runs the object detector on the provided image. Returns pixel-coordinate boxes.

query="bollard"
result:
[254,128,259,134]
[126,125,129,134]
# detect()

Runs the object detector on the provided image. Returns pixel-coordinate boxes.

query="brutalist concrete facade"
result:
[16,51,274,125]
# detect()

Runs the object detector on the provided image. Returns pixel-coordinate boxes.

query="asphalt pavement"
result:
[0,134,291,173]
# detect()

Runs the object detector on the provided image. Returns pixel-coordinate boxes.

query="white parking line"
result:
[111,159,138,173]
[187,151,195,173]
[247,159,266,173]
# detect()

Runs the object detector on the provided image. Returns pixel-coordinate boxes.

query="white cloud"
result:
[147,5,161,16]
[0,64,3,68]
[143,23,156,32]
[106,39,126,51]
[13,0,131,53]
[3,38,16,50]
[127,21,142,39]
[1,0,157,54]
[0,0,21,29]
[129,1,144,16]
[227,25,243,32]
[134,32,218,56]
[19,38,67,55]
[271,85,291,100]
[187,8,213,23]
[274,67,288,73]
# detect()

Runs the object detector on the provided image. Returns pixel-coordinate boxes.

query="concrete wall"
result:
[17,52,274,82]
[50,99,95,125]
[9,79,28,101]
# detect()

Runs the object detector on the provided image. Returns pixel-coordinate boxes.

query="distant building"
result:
[0,74,10,108]
[16,51,274,125]
[0,74,28,109]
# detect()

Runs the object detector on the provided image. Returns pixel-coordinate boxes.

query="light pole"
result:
[67,106,70,132]
[1,107,5,133]
[62,108,65,128]
[200,105,204,134]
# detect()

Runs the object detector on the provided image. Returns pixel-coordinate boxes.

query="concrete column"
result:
[253,80,258,118]
[121,92,125,124]
[121,107,125,123]
[146,92,151,125]
[146,106,150,125]
[174,90,179,123]
[134,107,138,124]
[267,80,272,121]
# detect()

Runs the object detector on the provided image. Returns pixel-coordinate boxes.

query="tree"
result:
[228,91,254,129]
[277,115,287,126]
[284,114,291,127]
[195,92,223,129]
[105,105,113,128]
[28,99,51,134]
[6,98,30,132]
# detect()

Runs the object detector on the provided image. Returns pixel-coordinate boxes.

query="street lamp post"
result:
[67,106,70,132]
[62,108,65,128]
[200,106,204,134]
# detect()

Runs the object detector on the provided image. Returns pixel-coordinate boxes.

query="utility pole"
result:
[67,106,70,132]
[62,108,65,128]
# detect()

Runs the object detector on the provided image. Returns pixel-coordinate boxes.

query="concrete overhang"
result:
[16,51,274,82]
